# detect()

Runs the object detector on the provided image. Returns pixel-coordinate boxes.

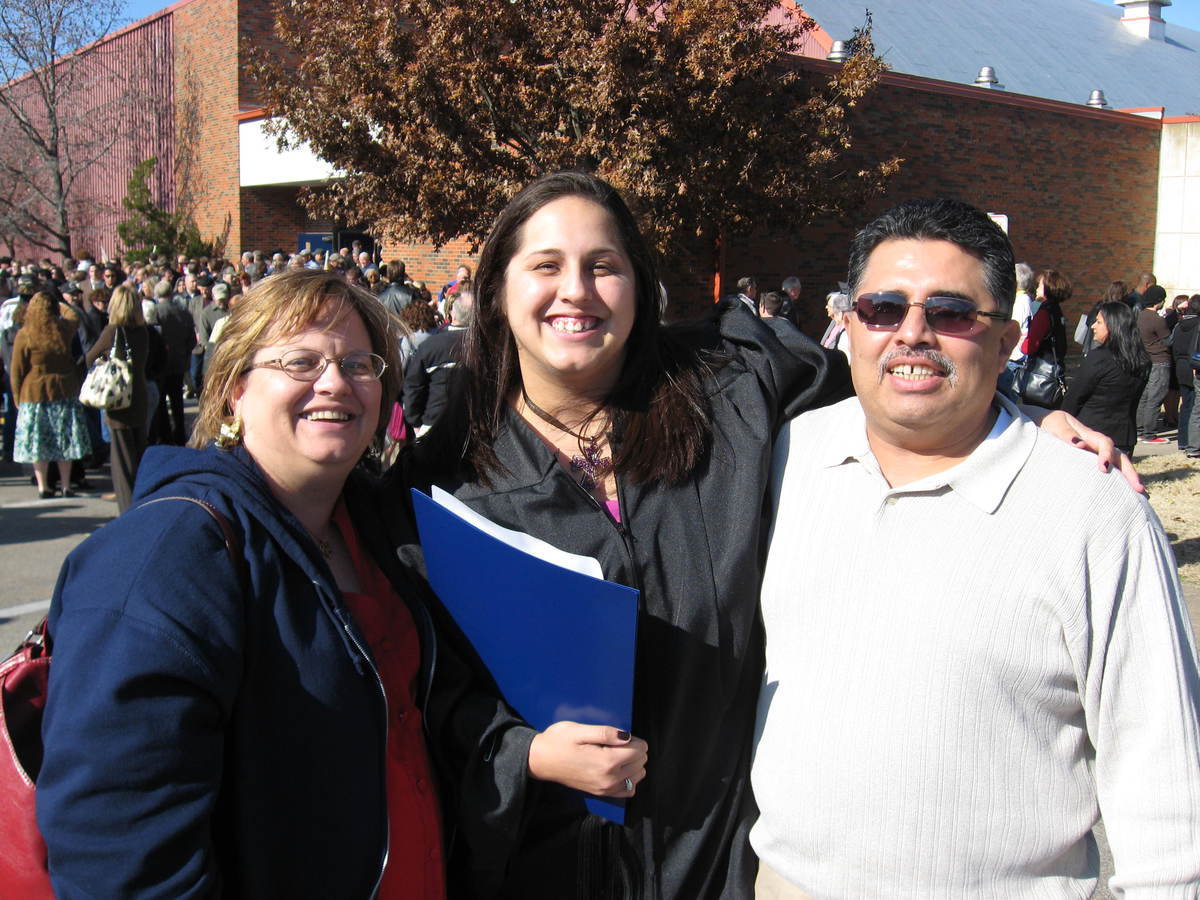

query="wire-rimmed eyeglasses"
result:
[249,348,387,382]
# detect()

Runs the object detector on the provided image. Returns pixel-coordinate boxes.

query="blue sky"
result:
[116,0,1200,36]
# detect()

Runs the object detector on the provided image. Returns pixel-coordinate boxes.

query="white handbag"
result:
[79,327,133,410]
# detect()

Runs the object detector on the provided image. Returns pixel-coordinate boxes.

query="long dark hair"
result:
[1095,301,1150,379]
[463,171,711,485]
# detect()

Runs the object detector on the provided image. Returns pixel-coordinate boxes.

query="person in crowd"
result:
[734,275,758,314]
[752,198,1199,897]
[780,276,802,324]
[38,269,642,898]
[8,293,91,497]
[1135,286,1172,443]
[86,284,149,513]
[1000,262,1037,394]
[398,297,440,370]
[379,261,415,316]
[200,282,232,379]
[404,287,472,437]
[759,290,797,339]
[409,172,1127,898]
[1079,281,1129,357]
[1020,267,1070,409]
[152,279,195,445]
[1064,300,1150,455]
[819,289,852,358]
[1127,271,1156,308]
[1172,295,1200,457]
[437,264,472,316]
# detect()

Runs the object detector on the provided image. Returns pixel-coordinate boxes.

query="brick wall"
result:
[174,0,242,254]
[706,72,1162,337]
[240,185,309,255]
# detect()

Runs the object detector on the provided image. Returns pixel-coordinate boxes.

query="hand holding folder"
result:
[411,488,640,824]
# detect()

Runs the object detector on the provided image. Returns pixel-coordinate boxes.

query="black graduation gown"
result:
[430,305,849,899]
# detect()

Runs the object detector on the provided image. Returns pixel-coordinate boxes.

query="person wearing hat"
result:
[199,281,230,380]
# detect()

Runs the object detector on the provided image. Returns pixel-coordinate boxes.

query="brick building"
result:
[0,0,1180,327]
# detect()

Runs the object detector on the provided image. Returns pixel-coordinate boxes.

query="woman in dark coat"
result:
[86,283,148,512]
[39,270,545,898]
[1063,301,1151,455]
[1170,295,1200,453]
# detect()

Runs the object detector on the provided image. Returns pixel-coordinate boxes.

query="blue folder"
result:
[411,488,640,824]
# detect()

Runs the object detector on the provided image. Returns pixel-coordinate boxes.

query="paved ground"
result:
[0,416,1196,897]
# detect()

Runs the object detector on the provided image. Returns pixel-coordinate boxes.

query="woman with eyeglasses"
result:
[37,269,532,898]
[407,173,1132,899]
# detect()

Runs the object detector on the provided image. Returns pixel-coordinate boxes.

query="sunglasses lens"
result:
[925,298,979,335]
[856,295,906,329]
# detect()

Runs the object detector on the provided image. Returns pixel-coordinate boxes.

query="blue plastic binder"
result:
[411,488,639,824]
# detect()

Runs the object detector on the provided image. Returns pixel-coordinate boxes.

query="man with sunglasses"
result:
[750,198,1200,897]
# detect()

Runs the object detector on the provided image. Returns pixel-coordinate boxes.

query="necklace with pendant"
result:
[521,390,613,491]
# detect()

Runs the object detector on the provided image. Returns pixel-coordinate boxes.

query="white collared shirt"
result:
[751,395,1200,896]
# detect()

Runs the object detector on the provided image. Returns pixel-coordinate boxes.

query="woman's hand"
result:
[1028,407,1145,494]
[528,721,648,797]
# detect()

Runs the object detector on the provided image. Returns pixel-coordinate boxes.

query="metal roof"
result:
[797,0,1200,115]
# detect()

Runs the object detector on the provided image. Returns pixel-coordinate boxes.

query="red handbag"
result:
[0,620,53,898]
[0,496,243,895]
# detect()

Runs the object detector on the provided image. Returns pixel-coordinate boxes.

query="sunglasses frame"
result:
[853,292,1009,335]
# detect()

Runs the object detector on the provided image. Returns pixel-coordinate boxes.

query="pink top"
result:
[605,499,621,523]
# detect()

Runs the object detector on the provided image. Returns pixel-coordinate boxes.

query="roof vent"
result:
[826,40,850,63]
[974,66,1004,90]
[1114,0,1171,40]
[1087,89,1110,108]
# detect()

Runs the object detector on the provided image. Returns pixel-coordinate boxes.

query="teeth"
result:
[551,317,596,333]
[889,364,940,380]
[303,411,352,421]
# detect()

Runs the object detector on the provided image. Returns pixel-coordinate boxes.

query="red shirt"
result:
[337,503,446,900]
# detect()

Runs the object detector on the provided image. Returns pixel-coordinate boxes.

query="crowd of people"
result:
[2,176,1198,898]
[0,245,476,507]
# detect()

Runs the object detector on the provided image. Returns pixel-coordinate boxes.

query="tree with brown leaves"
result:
[255,0,898,289]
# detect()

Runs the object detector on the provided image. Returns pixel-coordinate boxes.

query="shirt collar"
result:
[817,393,1036,514]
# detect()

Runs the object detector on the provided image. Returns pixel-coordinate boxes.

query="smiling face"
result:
[847,238,1019,458]
[232,308,381,494]
[501,194,637,400]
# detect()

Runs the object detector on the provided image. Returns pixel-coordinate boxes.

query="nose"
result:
[557,261,591,304]
[893,300,937,346]
[312,357,352,394]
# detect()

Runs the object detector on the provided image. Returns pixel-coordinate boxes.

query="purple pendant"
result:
[571,441,612,490]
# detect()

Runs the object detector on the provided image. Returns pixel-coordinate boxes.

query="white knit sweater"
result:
[750,396,1200,898]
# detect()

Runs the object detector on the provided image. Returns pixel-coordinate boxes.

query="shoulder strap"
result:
[20,496,246,656]
[137,495,248,589]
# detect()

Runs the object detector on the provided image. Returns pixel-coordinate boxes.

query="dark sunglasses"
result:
[853,292,1009,336]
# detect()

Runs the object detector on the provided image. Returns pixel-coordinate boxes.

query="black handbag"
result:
[1015,352,1066,408]
[1016,314,1065,408]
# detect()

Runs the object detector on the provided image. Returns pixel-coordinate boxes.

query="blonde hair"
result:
[108,284,146,326]
[190,269,402,448]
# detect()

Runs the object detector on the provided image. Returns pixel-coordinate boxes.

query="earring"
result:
[216,416,243,449]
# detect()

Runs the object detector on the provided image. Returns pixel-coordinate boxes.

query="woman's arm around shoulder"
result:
[37,497,246,898]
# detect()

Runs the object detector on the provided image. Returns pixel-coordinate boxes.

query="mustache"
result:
[877,347,958,386]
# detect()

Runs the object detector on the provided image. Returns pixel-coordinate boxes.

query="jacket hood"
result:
[132,444,326,564]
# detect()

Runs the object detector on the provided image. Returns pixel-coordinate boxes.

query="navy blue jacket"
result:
[37,445,535,898]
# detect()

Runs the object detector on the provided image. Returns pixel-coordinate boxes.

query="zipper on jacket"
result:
[328,592,390,899]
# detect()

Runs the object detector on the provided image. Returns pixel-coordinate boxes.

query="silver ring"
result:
[623,777,633,793]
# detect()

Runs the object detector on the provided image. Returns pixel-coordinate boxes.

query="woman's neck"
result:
[517,368,613,427]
